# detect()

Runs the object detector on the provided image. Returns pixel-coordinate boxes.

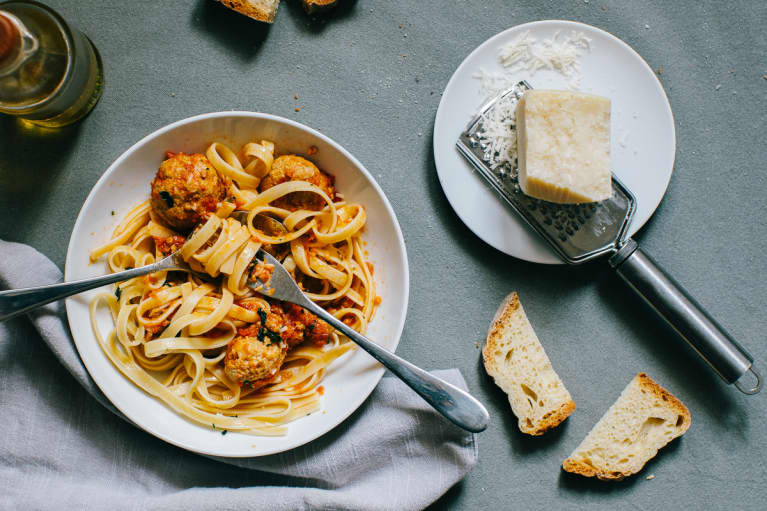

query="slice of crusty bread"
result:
[563,373,691,481]
[301,0,338,14]
[482,292,575,435]
[215,0,280,23]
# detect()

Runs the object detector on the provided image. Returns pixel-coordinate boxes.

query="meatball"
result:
[285,303,332,347]
[265,302,332,348]
[258,155,335,211]
[150,153,226,231]
[235,300,333,350]
[152,235,186,256]
[225,336,286,386]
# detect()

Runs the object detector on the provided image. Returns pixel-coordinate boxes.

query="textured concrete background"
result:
[1,0,766,509]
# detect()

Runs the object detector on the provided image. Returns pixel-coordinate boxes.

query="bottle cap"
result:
[0,13,21,67]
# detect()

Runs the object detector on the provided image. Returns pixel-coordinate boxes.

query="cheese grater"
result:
[457,81,760,395]
[457,81,635,263]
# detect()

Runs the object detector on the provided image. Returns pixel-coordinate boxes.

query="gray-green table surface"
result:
[1,0,766,509]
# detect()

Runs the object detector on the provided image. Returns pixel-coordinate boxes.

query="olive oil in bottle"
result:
[0,1,103,127]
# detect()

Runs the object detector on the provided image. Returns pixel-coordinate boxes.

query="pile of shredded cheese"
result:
[476,95,518,169]
[500,30,591,89]
[472,30,593,168]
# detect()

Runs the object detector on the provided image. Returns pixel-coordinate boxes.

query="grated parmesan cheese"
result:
[475,30,592,96]
[472,30,593,169]
[476,94,518,169]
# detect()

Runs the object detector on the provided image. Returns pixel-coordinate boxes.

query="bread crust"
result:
[635,372,691,431]
[215,0,278,23]
[526,399,576,436]
[482,292,521,375]
[562,373,691,481]
[482,292,575,435]
[302,0,338,14]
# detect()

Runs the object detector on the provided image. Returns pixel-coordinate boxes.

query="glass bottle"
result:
[0,1,103,127]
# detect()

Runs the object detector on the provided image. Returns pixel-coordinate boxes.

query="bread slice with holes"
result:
[563,373,691,481]
[214,0,280,23]
[482,292,575,435]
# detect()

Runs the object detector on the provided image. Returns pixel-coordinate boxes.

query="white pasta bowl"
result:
[65,112,409,457]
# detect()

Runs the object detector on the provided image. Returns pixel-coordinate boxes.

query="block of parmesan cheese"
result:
[515,90,612,204]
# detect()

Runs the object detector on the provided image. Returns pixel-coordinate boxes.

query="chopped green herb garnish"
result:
[257,326,282,345]
[221,430,227,436]
[163,281,172,287]
[159,191,174,208]
[266,328,282,344]
[254,308,281,344]
[114,287,122,300]
[125,266,133,270]
[212,423,216,430]
[111,210,115,216]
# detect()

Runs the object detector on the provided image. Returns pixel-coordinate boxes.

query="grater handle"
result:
[609,239,760,394]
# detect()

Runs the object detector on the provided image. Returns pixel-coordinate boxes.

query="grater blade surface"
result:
[456,81,637,264]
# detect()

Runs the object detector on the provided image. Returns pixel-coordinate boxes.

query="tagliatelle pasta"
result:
[89,141,378,435]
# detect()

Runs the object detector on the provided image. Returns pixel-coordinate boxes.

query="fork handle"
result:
[0,263,164,322]
[610,239,760,394]
[303,301,490,432]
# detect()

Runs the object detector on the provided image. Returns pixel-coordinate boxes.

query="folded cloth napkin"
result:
[0,240,477,511]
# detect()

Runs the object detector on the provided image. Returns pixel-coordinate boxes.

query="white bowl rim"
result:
[64,111,410,457]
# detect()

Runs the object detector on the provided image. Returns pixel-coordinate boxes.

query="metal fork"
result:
[0,251,188,322]
[248,250,490,432]
[0,211,259,321]
[0,244,491,432]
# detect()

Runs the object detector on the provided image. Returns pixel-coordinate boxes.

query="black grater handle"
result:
[609,239,760,394]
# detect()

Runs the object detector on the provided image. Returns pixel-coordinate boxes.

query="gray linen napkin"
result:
[0,240,477,511]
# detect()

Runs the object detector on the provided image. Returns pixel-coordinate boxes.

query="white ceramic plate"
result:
[65,112,410,457]
[434,20,676,264]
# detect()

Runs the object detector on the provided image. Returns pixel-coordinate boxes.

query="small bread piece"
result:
[563,373,691,481]
[302,0,338,14]
[214,0,280,23]
[482,292,575,435]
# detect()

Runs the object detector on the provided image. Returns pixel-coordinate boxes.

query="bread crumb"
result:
[646,474,655,480]
[762,74,767,80]
[294,94,299,99]
[295,107,300,112]
[657,67,662,75]
[307,145,318,156]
